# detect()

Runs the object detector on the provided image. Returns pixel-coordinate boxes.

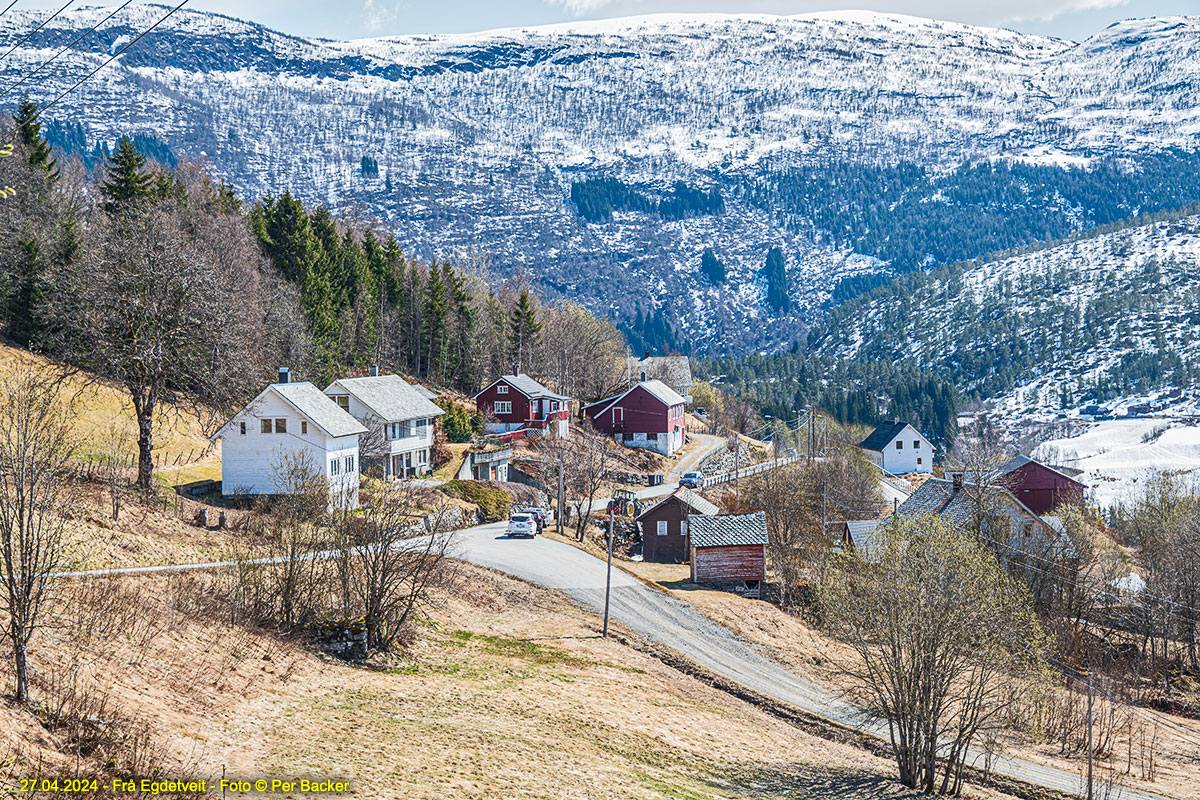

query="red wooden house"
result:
[583,380,687,455]
[992,455,1086,515]
[474,374,570,438]
[636,487,719,563]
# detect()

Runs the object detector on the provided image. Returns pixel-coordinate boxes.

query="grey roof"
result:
[628,355,693,391]
[273,382,368,439]
[477,374,570,402]
[689,512,769,548]
[327,374,444,423]
[639,379,687,407]
[859,420,912,452]
[844,520,884,561]
[638,487,719,519]
[890,478,1076,560]
[993,454,1085,486]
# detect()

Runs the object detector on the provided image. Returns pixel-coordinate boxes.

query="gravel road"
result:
[456,523,1171,800]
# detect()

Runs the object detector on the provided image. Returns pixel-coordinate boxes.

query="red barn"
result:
[689,512,769,585]
[474,374,570,438]
[993,455,1086,515]
[636,488,720,563]
[583,380,687,455]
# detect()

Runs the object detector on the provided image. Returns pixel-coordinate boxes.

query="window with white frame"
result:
[914,440,920,448]
[345,455,355,474]
[896,440,903,450]
[260,418,271,434]
[656,520,667,536]
[496,384,508,394]
[330,458,341,476]
[917,457,923,465]
[239,421,246,435]
[332,395,349,411]
[495,401,512,415]
[274,418,287,434]
[418,449,427,465]
[301,420,308,435]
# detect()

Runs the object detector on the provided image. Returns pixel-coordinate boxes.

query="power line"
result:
[0,0,74,64]
[0,1,22,22]
[1,0,190,147]
[0,0,132,104]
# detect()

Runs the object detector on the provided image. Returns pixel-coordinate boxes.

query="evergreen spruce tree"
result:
[100,135,152,215]
[424,261,448,382]
[509,291,542,374]
[763,246,791,313]
[700,247,726,284]
[13,94,57,179]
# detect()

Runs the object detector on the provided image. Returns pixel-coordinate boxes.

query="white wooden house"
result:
[211,369,367,508]
[858,421,934,475]
[324,370,444,480]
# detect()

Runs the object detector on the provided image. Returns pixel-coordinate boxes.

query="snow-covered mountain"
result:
[810,213,1200,424]
[2,7,1200,352]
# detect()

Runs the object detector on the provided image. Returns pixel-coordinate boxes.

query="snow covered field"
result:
[1035,419,1200,509]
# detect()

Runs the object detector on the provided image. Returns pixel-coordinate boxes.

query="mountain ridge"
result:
[2,7,1199,354]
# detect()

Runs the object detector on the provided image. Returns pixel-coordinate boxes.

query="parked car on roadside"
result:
[679,471,704,488]
[506,513,537,538]
[519,507,549,532]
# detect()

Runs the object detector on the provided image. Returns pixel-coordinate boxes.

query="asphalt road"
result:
[455,523,1171,800]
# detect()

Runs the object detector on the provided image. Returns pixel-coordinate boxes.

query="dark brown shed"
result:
[689,512,769,584]
[636,488,719,563]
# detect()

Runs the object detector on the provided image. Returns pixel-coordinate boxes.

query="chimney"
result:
[278,367,290,385]
[370,364,379,377]
[951,472,963,492]
[644,350,650,360]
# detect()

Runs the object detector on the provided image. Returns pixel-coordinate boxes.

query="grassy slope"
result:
[0,343,220,486]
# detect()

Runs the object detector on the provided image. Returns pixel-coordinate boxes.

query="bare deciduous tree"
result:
[349,486,457,651]
[821,514,1045,795]
[0,364,77,704]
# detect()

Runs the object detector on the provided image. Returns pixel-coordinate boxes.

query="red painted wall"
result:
[586,385,685,436]
[1002,462,1085,515]
[476,380,536,425]
[690,545,766,583]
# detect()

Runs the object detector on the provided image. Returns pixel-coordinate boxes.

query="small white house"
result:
[212,369,368,508]
[324,370,444,480]
[859,421,934,475]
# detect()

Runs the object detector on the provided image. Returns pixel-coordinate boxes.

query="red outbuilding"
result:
[688,512,769,587]
[992,455,1086,515]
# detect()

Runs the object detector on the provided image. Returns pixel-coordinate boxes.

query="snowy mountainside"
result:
[812,214,1200,424]
[2,8,1200,352]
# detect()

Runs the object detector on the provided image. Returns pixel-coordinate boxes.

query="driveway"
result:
[455,523,1170,800]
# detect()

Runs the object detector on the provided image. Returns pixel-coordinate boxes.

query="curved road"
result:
[57,517,1170,800]
[455,523,1170,800]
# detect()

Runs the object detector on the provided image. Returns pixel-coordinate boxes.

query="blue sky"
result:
[19,0,1196,41]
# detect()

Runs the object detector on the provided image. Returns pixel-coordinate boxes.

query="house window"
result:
[239,421,246,435]
[346,455,355,474]
[418,449,427,465]
[274,418,287,434]
[497,384,508,394]
[330,458,340,476]
[301,420,308,435]
[647,432,658,441]
[624,433,634,442]
[896,440,903,450]
[495,401,512,415]
[913,440,920,449]
[399,421,411,437]
[614,407,623,421]
[333,395,349,411]
[917,457,922,465]
[260,419,272,434]
[657,520,667,536]
[640,371,646,381]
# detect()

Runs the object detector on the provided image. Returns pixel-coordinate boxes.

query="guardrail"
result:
[700,455,802,488]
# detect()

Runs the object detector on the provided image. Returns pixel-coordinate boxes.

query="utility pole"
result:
[557,450,565,535]
[602,503,615,637]
[1086,672,1094,800]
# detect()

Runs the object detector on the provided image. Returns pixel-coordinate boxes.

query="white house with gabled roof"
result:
[211,368,367,508]
[324,368,445,480]
[858,420,934,475]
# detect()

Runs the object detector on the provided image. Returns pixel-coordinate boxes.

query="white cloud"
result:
[540,0,1132,29]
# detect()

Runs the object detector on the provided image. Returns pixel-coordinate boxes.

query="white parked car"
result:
[507,513,537,538]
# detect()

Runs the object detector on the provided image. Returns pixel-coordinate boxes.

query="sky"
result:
[16,0,1197,41]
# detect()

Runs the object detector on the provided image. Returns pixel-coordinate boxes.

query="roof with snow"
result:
[326,374,444,423]
[689,512,769,548]
[638,487,719,519]
[273,382,368,439]
[859,421,917,452]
